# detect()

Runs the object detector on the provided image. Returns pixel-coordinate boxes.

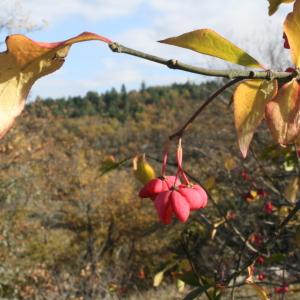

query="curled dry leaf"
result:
[0,32,111,139]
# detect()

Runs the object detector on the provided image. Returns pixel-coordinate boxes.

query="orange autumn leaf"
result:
[265,80,300,145]
[234,80,278,157]
[0,32,111,139]
[246,266,271,300]
[284,0,300,66]
[264,0,300,146]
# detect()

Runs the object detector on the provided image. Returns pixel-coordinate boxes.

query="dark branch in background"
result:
[226,200,300,285]
[168,78,241,140]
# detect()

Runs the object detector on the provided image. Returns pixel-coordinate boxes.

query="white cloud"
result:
[8,0,143,23]
[7,0,293,98]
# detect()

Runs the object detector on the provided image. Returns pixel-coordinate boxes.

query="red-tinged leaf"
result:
[265,79,300,145]
[159,29,263,69]
[234,80,278,157]
[0,32,112,139]
[284,0,300,66]
[268,0,294,16]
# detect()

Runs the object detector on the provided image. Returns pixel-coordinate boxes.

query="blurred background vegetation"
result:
[0,1,299,299]
[0,80,298,299]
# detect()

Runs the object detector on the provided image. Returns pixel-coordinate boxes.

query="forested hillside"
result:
[0,80,298,299]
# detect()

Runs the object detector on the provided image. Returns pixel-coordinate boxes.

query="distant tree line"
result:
[27,81,222,121]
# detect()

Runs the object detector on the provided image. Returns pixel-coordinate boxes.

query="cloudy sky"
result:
[0,0,293,99]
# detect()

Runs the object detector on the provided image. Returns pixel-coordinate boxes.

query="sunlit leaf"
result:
[153,271,164,287]
[246,266,271,300]
[234,80,278,157]
[176,279,185,292]
[268,0,294,16]
[284,176,299,202]
[0,32,111,139]
[159,29,263,68]
[265,79,300,145]
[211,220,225,240]
[284,0,300,66]
[153,261,177,287]
[133,154,156,184]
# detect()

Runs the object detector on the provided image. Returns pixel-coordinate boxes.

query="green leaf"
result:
[268,0,294,16]
[183,285,211,300]
[159,29,263,68]
[265,253,286,264]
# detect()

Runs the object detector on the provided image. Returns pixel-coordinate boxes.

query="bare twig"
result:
[168,78,241,140]
[109,43,296,81]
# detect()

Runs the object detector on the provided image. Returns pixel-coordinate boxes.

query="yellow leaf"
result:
[224,156,236,172]
[159,29,263,68]
[133,154,156,184]
[265,79,300,145]
[234,80,278,157]
[246,281,271,300]
[0,32,111,139]
[211,220,225,240]
[284,0,300,66]
[153,271,164,287]
[203,176,215,190]
[176,279,185,292]
[284,177,299,203]
[250,190,258,199]
[246,266,271,300]
[268,0,294,16]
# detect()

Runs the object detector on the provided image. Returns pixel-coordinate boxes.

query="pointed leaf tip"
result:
[234,80,278,158]
[159,29,263,69]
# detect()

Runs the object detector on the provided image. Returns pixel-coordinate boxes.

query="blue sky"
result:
[0,0,292,99]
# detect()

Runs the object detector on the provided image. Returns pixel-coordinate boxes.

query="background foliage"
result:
[0,80,298,299]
